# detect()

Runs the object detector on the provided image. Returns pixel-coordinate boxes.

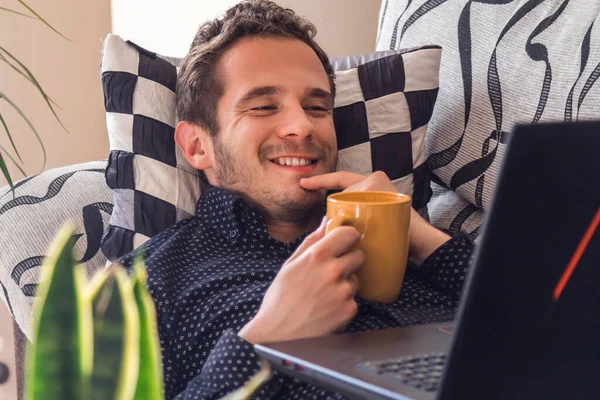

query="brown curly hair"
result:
[176,0,335,137]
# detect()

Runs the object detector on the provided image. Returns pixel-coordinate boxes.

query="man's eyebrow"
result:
[238,86,280,104]
[306,88,333,106]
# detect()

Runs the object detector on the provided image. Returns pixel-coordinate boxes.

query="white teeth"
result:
[274,157,314,166]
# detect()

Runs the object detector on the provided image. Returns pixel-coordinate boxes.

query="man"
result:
[119,1,475,399]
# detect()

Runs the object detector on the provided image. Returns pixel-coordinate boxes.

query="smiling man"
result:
[118,1,475,399]
[175,25,339,244]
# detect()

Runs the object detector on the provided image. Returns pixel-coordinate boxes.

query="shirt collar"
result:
[196,184,326,248]
[196,183,270,244]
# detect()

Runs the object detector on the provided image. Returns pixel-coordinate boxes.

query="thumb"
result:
[285,217,328,264]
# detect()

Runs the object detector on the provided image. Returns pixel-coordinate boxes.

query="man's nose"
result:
[276,105,315,140]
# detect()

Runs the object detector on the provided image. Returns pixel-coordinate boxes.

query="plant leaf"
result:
[0,111,22,162]
[0,52,34,87]
[25,224,90,400]
[219,361,272,400]
[0,45,67,131]
[132,257,165,400]
[0,144,26,177]
[16,0,72,41]
[89,267,140,400]
[0,6,35,18]
[0,151,15,195]
[0,90,46,172]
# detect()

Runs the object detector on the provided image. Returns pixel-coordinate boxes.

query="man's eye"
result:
[251,106,277,111]
[305,106,329,112]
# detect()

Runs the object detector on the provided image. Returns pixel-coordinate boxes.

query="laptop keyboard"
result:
[358,353,447,392]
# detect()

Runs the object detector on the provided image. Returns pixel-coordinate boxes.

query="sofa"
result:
[2,0,599,398]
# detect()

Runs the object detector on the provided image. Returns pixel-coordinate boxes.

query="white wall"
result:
[111,0,382,58]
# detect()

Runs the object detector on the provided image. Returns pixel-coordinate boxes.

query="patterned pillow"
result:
[100,34,441,262]
[376,0,600,239]
[0,161,113,339]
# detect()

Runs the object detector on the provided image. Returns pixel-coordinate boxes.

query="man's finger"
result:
[312,226,361,258]
[336,249,365,279]
[300,171,365,191]
[286,217,327,263]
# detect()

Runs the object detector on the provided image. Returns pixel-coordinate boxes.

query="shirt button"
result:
[229,230,238,238]
[241,210,249,218]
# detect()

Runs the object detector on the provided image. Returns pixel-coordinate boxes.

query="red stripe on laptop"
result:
[553,207,600,302]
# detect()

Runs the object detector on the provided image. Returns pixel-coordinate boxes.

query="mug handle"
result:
[325,215,360,290]
[325,215,351,235]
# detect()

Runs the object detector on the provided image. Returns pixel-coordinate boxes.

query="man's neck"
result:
[265,214,322,244]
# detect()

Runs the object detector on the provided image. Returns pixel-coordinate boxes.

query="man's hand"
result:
[300,171,451,265]
[239,219,363,344]
[300,170,397,193]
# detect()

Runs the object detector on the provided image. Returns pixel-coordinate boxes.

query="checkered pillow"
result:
[100,34,440,262]
[329,46,440,213]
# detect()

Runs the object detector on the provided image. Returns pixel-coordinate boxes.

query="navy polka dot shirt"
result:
[119,184,474,399]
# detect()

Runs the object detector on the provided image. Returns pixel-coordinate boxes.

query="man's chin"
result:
[267,185,324,213]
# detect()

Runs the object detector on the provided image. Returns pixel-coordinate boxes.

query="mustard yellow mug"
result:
[326,191,411,303]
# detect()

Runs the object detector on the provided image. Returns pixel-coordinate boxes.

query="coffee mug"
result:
[326,191,411,303]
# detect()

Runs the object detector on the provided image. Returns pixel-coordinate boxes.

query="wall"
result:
[0,0,382,186]
[111,0,382,58]
[0,0,112,186]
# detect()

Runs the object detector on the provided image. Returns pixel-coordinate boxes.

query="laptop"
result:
[255,121,600,400]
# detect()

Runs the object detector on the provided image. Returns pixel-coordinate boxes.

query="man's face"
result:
[207,36,337,222]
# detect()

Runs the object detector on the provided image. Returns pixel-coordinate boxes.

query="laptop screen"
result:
[439,122,600,400]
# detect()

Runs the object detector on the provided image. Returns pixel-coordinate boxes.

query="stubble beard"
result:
[213,138,337,224]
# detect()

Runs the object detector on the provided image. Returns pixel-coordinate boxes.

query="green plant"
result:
[26,224,165,400]
[0,1,69,193]
[26,224,271,400]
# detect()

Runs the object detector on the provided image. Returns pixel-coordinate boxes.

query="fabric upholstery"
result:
[377,0,600,239]
[0,161,112,339]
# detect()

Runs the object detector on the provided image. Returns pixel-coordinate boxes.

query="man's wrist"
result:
[409,223,451,266]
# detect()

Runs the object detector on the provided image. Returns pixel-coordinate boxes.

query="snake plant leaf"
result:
[0,144,26,177]
[26,224,91,400]
[16,0,72,41]
[0,6,35,18]
[0,90,46,172]
[219,360,272,400]
[0,151,14,194]
[89,267,140,400]
[132,257,165,400]
[0,52,60,109]
[0,111,22,162]
[0,46,66,131]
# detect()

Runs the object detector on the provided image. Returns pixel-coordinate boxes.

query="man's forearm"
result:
[409,221,452,266]
[417,235,475,300]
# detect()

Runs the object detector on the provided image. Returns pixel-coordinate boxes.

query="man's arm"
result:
[161,285,290,400]
[117,243,288,399]
[405,205,452,266]
[415,234,475,301]
[172,329,286,400]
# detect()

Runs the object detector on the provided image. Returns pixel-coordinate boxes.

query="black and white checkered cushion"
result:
[330,47,441,213]
[101,35,202,261]
[100,34,441,262]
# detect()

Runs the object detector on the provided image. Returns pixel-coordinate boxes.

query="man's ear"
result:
[174,121,214,170]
